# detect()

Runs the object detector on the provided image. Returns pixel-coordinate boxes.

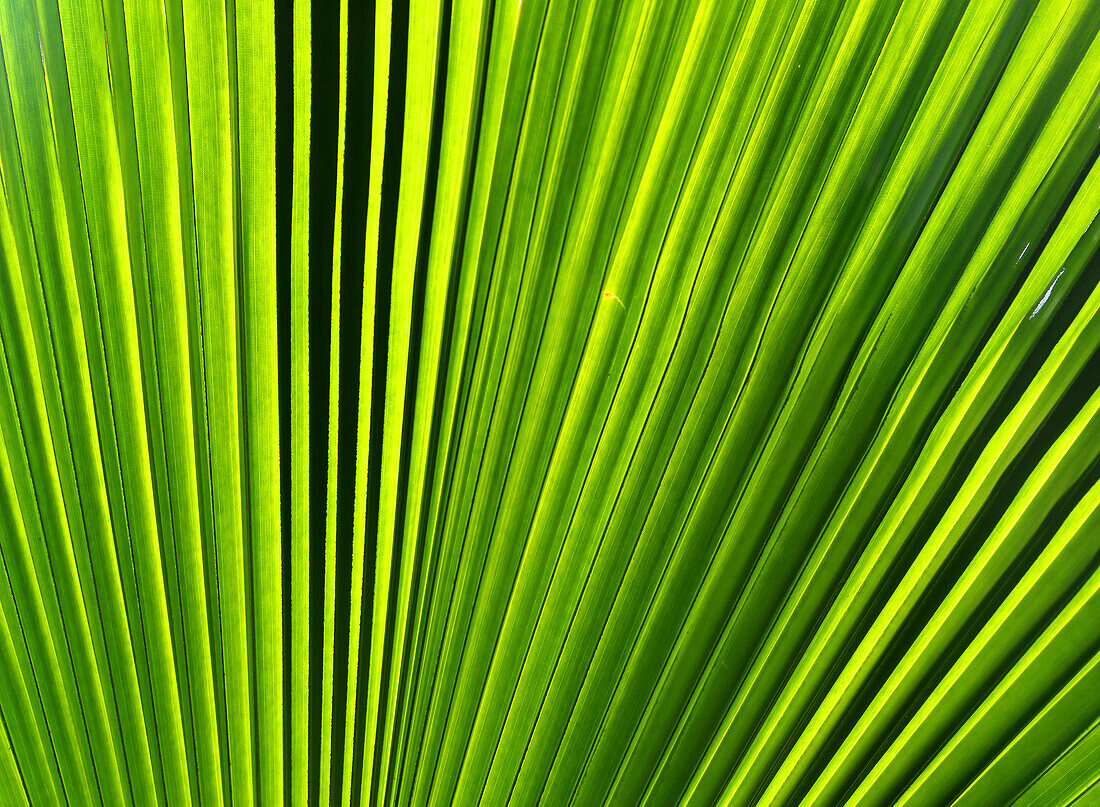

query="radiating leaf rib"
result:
[0,445,64,805]
[181,0,254,802]
[334,0,378,792]
[0,176,96,806]
[866,474,1100,807]
[318,0,351,800]
[1005,718,1100,807]
[290,0,313,802]
[388,2,494,801]
[0,708,28,806]
[235,1,284,804]
[0,5,138,800]
[51,0,207,800]
[642,70,1100,806]
[122,0,226,802]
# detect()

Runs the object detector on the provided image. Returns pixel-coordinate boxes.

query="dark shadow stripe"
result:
[308,0,340,803]
[329,0,376,800]
[273,0,294,801]
[351,0,409,802]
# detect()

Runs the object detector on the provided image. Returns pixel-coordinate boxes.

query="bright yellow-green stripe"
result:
[0,3,128,801]
[236,1,285,805]
[0,710,27,806]
[318,0,351,802]
[181,0,254,803]
[290,0,313,803]
[122,0,226,802]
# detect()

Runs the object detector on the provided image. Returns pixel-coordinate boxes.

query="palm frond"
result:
[0,0,1098,805]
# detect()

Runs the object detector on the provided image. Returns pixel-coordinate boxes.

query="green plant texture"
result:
[0,0,1099,804]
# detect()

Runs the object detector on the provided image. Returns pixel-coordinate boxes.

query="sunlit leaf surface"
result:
[0,0,1098,804]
